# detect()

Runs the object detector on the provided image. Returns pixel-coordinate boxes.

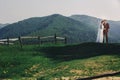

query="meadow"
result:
[0,43,120,80]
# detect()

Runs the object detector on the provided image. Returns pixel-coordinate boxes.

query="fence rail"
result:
[0,34,67,48]
[21,36,38,39]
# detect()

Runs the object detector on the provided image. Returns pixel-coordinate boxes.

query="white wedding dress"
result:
[96,23,104,43]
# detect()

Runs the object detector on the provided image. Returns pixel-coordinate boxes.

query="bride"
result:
[96,20,104,43]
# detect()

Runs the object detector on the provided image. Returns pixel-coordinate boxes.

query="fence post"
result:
[64,37,67,44]
[54,33,57,44]
[7,37,9,45]
[19,36,22,48]
[38,36,41,45]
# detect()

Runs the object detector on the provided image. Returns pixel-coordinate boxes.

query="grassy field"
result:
[0,43,120,80]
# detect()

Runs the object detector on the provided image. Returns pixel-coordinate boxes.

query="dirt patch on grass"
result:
[94,70,115,75]
[54,76,120,80]
[93,77,120,80]
[84,61,103,69]
[70,69,83,74]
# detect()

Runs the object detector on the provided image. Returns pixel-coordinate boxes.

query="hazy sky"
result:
[0,0,120,23]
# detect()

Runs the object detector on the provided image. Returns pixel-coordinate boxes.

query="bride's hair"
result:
[101,19,107,23]
[101,20,104,23]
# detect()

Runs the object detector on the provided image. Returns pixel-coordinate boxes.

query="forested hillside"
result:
[0,14,96,43]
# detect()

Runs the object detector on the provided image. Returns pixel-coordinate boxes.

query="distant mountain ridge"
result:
[0,23,9,29]
[0,14,120,43]
[70,15,101,27]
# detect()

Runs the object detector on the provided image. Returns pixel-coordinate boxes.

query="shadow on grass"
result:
[40,43,120,61]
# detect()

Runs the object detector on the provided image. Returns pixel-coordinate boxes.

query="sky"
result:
[0,0,120,23]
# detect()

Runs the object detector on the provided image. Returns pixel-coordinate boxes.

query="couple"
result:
[96,20,110,43]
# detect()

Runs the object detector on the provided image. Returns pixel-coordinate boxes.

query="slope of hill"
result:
[70,15,101,29]
[0,43,120,80]
[70,15,120,43]
[0,14,96,43]
[0,23,9,29]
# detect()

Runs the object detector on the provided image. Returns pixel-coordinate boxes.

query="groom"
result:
[103,20,110,44]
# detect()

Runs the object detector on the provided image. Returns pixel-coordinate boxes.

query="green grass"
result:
[0,43,120,80]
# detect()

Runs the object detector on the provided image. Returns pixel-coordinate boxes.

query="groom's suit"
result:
[103,22,109,43]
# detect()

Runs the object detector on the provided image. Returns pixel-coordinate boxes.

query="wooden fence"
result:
[0,34,67,48]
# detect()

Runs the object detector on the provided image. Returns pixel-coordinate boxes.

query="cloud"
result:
[111,0,120,7]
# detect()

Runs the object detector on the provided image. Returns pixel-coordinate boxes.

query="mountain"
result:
[70,15,120,43]
[0,14,119,43]
[0,14,96,43]
[0,23,9,29]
